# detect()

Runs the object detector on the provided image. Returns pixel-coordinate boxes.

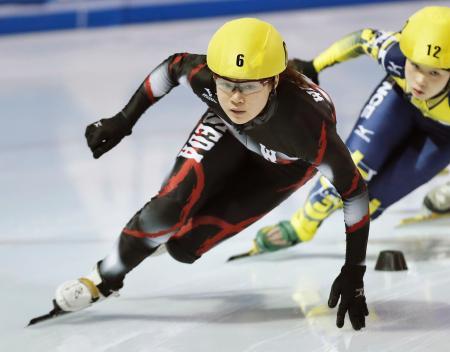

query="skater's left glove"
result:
[328,264,368,330]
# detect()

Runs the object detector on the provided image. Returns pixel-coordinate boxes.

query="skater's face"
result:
[215,76,278,124]
[405,60,450,100]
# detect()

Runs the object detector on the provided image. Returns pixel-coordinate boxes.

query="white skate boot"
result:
[398,182,450,226]
[28,264,120,325]
[55,265,108,312]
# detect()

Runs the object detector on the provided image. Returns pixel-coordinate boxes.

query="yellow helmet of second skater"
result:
[207,18,287,80]
[400,6,450,69]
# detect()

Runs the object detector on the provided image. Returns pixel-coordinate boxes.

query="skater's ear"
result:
[273,75,279,90]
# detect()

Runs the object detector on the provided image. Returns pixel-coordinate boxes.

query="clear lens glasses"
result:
[215,77,271,95]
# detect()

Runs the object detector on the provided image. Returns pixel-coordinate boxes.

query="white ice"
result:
[1,1,450,351]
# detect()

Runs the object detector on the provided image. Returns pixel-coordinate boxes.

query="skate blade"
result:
[397,212,450,227]
[227,251,253,262]
[27,300,69,326]
[227,248,261,262]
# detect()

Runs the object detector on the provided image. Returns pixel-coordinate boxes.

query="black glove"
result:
[328,264,368,330]
[85,112,132,159]
[290,59,319,85]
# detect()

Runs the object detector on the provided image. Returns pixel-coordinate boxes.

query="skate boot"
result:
[28,263,122,325]
[398,182,450,226]
[55,264,120,312]
[424,182,450,214]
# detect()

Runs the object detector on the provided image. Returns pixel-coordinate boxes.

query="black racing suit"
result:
[97,53,370,288]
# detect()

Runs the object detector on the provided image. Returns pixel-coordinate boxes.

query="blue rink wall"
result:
[0,0,415,36]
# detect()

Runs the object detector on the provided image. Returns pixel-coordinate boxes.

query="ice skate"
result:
[28,264,119,326]
[397,211,450,226]
[398,182,450,226]
[423,182,450,214]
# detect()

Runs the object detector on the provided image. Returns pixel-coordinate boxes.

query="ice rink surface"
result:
[1,1,450,351]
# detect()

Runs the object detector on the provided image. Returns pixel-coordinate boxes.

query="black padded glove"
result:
[85,112,132,159]
[328,264,369,330]
[290,59,319,85]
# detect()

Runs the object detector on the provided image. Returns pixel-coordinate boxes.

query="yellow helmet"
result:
[400,6,450,69]
[207,18,287,80]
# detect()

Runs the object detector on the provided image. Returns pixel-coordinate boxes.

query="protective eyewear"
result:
[214,76,273,95]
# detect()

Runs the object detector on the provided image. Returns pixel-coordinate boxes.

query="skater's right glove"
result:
[85,112,132,159]
[328,264,368,330]
[289,59,319,85]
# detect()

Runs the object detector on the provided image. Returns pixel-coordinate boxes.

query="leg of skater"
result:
[54,111,249,312]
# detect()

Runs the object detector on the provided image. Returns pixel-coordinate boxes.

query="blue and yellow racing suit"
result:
[286,28,450,243]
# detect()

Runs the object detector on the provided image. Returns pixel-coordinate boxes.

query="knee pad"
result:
[166,239,200,264]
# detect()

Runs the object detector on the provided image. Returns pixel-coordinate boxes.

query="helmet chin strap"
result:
[234,88,278,133]
[427,76,450,101]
